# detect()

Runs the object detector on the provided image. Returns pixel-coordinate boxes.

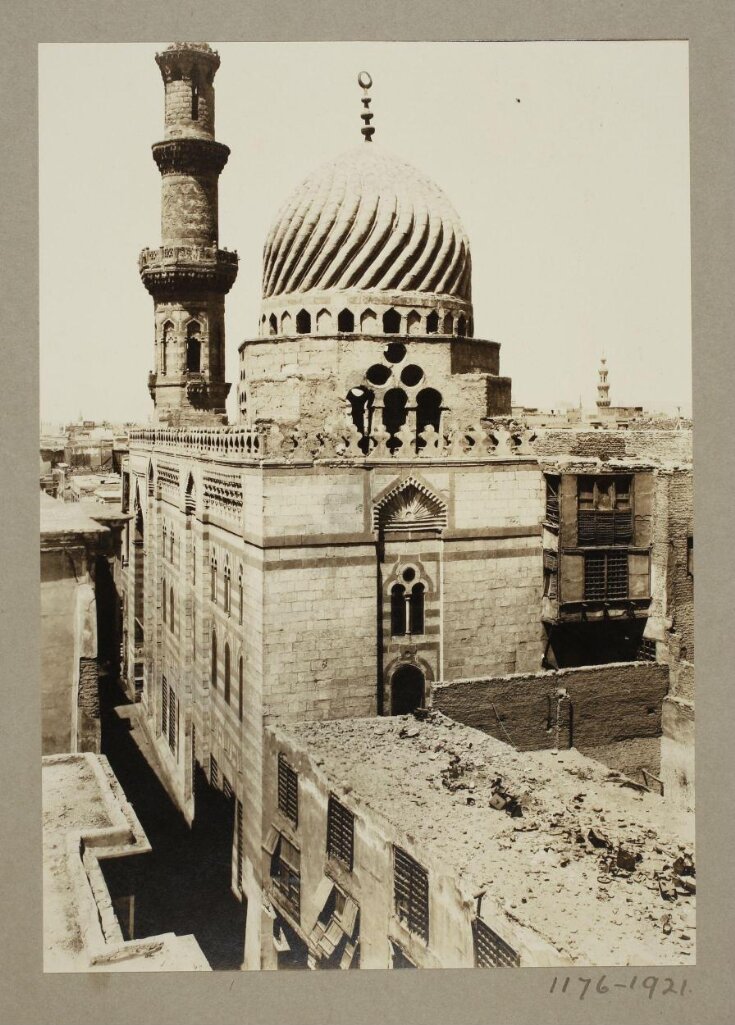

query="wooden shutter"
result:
[560,553,585,603]
[629,552,651,598]
[559,474,578,548]
[633,472,655,547]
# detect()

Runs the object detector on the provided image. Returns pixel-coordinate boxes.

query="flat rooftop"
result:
[40,492,108,537]
[280,712,695,966]
[43,753,208,972]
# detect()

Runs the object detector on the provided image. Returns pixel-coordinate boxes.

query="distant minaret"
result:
[139,42,238,424]
[597,355,611,409]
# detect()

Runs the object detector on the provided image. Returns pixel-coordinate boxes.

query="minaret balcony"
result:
[139,245,238,297]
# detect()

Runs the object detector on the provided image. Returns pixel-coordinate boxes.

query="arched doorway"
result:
[390,664,425,715]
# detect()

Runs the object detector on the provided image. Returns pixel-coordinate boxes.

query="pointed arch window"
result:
[296,309,311,334]
[391,584,406,637]
[383,308,401,334]
[224,642,231,705]
[169,586,175,632]
[211,630,218,689]
[186,321,202,373]
[409,583,425,635]
[224,563,231,614]
[162,578,167,621]
[211,556,217,604]
[238,572,244,625]
[338,308,355,332]
[238,656,244,722]
[161,321,174,375]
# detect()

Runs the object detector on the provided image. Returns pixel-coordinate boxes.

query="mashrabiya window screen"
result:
[393,846,429,943]
[278,754,299,825]
[584,550,628,600]
[327,795,354,869]
[473,918,520,968]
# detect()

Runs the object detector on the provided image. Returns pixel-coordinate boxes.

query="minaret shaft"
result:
[139,43,238,424]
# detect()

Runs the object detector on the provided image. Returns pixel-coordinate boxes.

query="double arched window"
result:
[390,572,426,637]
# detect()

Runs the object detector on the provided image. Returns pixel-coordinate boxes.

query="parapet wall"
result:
[533,427,692,465]
[430,661,670,779]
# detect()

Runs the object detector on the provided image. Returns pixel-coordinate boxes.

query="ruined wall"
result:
[666,469,694,660]
[660,660,694,811]
[533,427,692,465]
[430,662,669,778]
[41,543,101,755]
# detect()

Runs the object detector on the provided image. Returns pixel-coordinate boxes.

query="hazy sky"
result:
[39,41,691,425]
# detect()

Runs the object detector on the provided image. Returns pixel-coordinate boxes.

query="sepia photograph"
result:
[38,40,694,975]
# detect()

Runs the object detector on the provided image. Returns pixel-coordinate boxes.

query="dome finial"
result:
[357,71,375,142]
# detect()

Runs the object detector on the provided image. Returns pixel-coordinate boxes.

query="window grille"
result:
[236,800,243,890]
[161,675,168,735]
[327,795,354,869]
[584,551,629,600]
[167,685,177,756]
[638,637,657,662]
[272,834,301,917]
[277,754,298,826]
[210,754,219,788]
[223,775,234,801]
[393,846,429,942]
[545,475,560,524]
[473,918,520,968]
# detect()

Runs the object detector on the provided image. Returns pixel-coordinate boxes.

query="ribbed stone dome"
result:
[261,147,472,302]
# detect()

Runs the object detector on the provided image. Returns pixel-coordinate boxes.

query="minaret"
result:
[139,42,238,424]
[597,355,611,408]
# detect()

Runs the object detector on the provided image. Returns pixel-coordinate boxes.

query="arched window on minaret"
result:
[186,321,202,373]
[191,72,200,121]
[161,321,174,376]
